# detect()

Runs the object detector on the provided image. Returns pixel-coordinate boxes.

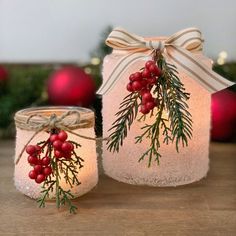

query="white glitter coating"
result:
[102,51,211,186]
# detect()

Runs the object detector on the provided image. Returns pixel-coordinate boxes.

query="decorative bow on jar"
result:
[97,27,234,95]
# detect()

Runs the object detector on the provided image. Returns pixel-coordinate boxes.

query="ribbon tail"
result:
[97,51,147,95]
[167,46,235,94]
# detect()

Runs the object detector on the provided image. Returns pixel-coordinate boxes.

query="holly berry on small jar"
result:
[25,129,76,185]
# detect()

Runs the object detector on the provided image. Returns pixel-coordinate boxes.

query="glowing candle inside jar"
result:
[102,39,212,186]
[14,106,98,199]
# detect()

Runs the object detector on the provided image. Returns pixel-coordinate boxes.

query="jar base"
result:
[104,167,209,187]
[14,178,98,199]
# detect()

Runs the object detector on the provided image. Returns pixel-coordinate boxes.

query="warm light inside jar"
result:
[14,106,98,199]
[102,47,212,186]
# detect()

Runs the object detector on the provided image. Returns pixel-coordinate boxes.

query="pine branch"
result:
[107,92,139,152]
[71,149,84,168]
[107,52,193,166]
[60,159,81,186]
[135,92,167,166]
[37,180,56,208]
[161,60,193,151]
[59,187,77,214]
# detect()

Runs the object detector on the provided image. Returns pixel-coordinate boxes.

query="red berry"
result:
[142,69,151,78]
[149,64,161,76]
[54,150,63,158]
[26,145,36,155]
[43,166,52,176]
[28,170,37,179]
[34,164,42,174]
[145,60,155,69]
[58,130,68,142]
[70,143,74,151]
[129,73,135,82]
[50,134,59,143]
[61,141,73,152]
[64,152,72,159]
[27,156,38,165]
[37,158,42,165]
[126,82,133,92]
[156,68,162,76]
[141,80,148,88]
[42,156,50,166]
[35,174,45,184]
[146,101,156,110]
[133,72,142,81]
[132,81,143,91]
[147,77,157,85]
[53,140,63,150]
[140,105,150,114]
[140,88,150,96]
[142,92,153,103]
[35,145,42,154]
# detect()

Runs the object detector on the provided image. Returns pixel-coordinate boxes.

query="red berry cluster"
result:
[126,60,162,114]
[50,130,74,159]
[27,145,52,184]
[26,130,74,184]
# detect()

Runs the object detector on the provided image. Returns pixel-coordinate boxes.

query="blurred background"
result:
[0,0,235,141]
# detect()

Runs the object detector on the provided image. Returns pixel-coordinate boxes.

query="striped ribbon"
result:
[97,27,234,95]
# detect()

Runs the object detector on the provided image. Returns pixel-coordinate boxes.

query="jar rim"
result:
[15,106,95,130]
[16,106,94,116]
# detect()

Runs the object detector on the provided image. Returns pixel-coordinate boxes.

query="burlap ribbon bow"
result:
[97,27,234,95]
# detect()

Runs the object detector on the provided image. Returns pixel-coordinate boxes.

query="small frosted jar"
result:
[14,106,98,199]
[102,42,212,186]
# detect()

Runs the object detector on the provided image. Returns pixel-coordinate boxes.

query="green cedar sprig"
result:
[107,92,139,152]
[106,53,193,166]
[36,137,83,213]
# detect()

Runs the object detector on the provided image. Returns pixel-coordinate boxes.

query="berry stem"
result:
[44,142,50,158]
[55,160,60,209]
[40,138,50,150]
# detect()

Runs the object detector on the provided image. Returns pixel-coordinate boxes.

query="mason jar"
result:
[102,40,212,186]
[14,106,98,199]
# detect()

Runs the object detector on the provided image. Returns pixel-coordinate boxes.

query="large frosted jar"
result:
[102,47,212,186]
[14,106,98,198]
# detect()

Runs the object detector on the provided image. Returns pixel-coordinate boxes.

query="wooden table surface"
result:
[0,140,235,236]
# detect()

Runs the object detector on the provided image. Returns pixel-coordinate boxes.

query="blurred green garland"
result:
[0,66,52,136]
[213,62,236,92]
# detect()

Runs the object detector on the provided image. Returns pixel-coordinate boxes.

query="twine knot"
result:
[25,110,82,132]
[48,113,58,129]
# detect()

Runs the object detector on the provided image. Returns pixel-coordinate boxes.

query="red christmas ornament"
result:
[211,89,236,141]
[47,66,96,106]
[0,65,8,82]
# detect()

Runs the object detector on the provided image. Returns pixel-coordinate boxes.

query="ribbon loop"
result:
[97,27,234,95]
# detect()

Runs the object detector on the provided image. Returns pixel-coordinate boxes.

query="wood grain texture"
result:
[0,140,235,236]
